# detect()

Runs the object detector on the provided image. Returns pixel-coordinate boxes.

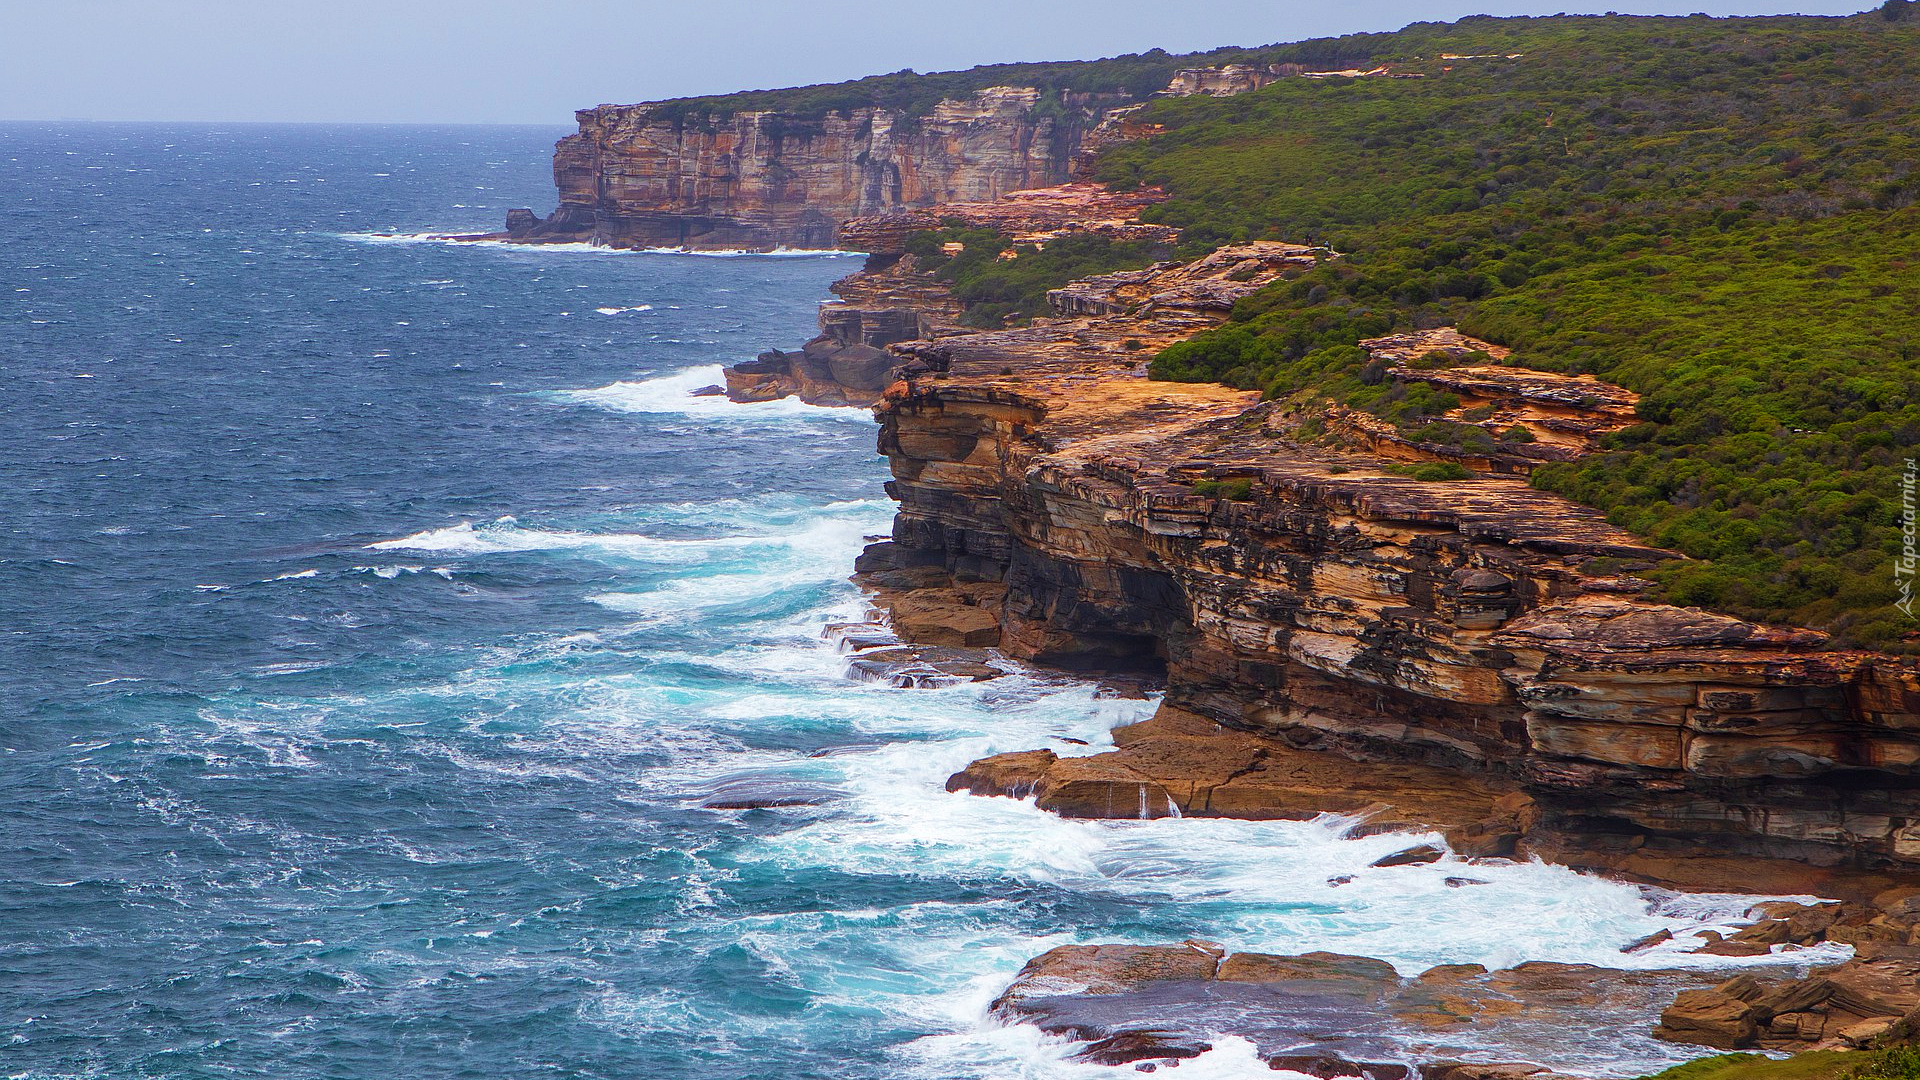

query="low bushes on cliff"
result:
[902,228,1168,328]
[636,36,1412,125]
[1099,13,1920,648]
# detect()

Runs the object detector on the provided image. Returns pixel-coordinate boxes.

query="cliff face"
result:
[743,191,1920,875]
[518,64,1291,250]
[540,87,1105,250]
[868,329,1920,872]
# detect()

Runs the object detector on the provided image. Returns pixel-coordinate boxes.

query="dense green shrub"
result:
[1844,1046,1920,1080]
[902,229,1168,327]
[1082,12,1920,648]
[1192,478,1257,499]
[640,36,1413,125]
[1386,462,1476,481]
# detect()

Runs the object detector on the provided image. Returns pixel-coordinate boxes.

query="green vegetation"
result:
[1637,1052,1858,1080]
[638,39,1406,125]
[901,228,1168,328]
[1631,1041,1920,1080]
[1847,1046,1920,1080]
[1078,12,1920,647]
[1192,478,1257,499]
[1385,462,1477,481]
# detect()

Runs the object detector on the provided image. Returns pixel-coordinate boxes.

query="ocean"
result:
[0,123,1836,1079]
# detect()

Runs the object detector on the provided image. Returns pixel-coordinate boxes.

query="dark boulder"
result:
[1372,843,1446,868]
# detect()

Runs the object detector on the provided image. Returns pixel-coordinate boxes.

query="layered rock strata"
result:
[748,208,1920,875]
[723,250,968,405]
[834,182,1177,252]
[515,86,1120,250]
[505,62,1305,250]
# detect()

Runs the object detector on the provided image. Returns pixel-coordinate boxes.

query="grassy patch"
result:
[1638,1052,1858,1080]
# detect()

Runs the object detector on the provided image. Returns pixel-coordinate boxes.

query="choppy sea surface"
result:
[0,123,1839,1080]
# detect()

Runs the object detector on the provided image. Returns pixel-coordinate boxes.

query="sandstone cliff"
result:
[517,87,1105,249]
[510,64,1284,250]
[731,185,1920,879]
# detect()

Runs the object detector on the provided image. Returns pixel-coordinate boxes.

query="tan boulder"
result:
[944,749,1057,799]
[886,596,1002,647]
[1654,987,1760,1049]
[1036,754,1179,820]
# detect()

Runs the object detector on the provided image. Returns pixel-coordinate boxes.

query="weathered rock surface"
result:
[696,167,1920,887]
[831,236,1920,873]
[846,644,1010,686]
[1161,64,1287,97]
[1654,948,1920,1051]
[994,942,1725,1074]
[711,190,1920,875]
[724,249,966,405]
[514,57,1307,251]
[836,182,1178,254]
[947,705,1527,838]
[545,86,1112,250]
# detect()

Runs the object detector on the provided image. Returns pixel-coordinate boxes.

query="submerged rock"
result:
[1372,843,1446,868]
[1622,929,1674,954]
[1073,1029,1211,1066]
[695,774,845,810]
[845,644,1011,687]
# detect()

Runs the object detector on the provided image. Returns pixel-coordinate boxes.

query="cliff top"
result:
[592,10,1901,126]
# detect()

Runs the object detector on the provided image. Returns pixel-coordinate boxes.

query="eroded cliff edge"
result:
[499,61,1281,250]
[506,86,1121,249]
[744,187,1920,886]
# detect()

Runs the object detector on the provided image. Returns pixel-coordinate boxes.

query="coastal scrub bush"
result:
[1192,478,1256,499]
[903,228,1168,327]
[1386,462,1475,481]
[643,31,1407,126]
[1845,1047,1920,1080]
[1091,12,1920,647]
[1636,1052,1856,1080]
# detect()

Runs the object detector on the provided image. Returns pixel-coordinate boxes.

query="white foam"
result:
[366,504,887,575]
[903,1028,1289,1080]
[335,232,855,259]
[367,516,755,558]
[349,564,433,580]
[256,482,1830,1077]
[557,364,875,423]
[594,305,653,315]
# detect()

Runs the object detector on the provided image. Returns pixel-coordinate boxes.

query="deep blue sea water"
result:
[0,124,1840,1080]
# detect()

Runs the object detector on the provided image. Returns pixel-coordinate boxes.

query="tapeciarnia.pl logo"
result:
[1900,457,1918,618]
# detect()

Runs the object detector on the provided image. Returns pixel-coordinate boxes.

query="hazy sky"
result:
[0,0,1878,125]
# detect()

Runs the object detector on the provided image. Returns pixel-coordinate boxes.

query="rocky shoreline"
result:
[494,61,1920,1067]
[701,182,1920,1070]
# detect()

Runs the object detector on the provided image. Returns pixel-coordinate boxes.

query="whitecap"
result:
[349,564,427,579]
[903,1028,1284,1080]
[556,364,873,423]
[334,232,855,258]
[594,305,653,315]
[366,517,760,558]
